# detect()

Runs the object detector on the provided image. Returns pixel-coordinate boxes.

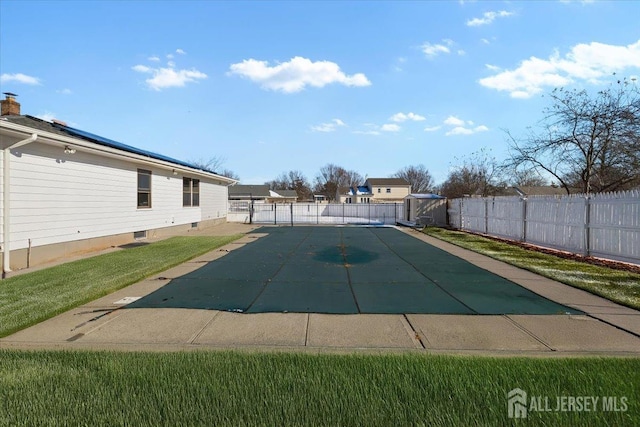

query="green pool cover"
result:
[128,226,583,315]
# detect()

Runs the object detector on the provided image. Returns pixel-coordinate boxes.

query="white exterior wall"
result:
[4,142,227,251]
[200,180,228,222]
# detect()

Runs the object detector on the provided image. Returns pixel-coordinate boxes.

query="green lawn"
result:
[0,350,637,426]
[0,235,241,338]
[424,227,640,311]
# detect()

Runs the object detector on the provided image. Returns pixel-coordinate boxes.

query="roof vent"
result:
[1,92,20,116]
[52,119,68,126]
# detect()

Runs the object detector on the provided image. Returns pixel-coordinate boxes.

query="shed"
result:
[403,193,447,226]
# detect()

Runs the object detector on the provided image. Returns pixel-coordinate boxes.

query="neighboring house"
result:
[268,189,298,203]
[335,178,411,203]
[228,184,271,202]
[228,185,298,203]
[313,194,328,204]
[0,94,236,273]
[336,185,373,204]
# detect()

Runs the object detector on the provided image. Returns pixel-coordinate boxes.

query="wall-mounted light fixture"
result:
[64,145,76,154]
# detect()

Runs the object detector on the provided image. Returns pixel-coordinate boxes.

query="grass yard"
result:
[424,228,640,311]
[0,235,241,338]
[0,350,638,426]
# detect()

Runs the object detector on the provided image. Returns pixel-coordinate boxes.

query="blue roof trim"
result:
[54,123,214,173]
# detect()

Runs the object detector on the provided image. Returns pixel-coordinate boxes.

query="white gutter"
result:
[3,133,38,275]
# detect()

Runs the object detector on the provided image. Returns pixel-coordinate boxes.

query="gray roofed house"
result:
[228,184,271,200]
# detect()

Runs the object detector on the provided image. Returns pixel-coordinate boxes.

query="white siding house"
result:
[0,96,236,273]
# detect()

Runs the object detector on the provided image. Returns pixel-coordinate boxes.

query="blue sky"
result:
[1,1,639,185]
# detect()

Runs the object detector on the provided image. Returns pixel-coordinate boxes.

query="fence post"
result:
[369,203,371,224]
[317,203,319,224]
[484,198,489,234]
[460,198,464,230]
[521,197,527,242]
[290,203,294,227]
[584,195,591,257]
[342,203,345,224]
[274,203,277,225]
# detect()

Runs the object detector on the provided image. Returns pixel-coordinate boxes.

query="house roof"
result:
[356,186,372,195]
[274,189,298,198]
[228,184,271,198]
[366,178,410,186]
[1,115,236,181]
[407,193,446,199]
[337,186,352,195]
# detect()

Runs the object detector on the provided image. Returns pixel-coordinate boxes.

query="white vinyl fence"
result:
[228,202,403,225]
[447,190,640,265]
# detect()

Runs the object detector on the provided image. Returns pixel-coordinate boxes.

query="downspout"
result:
[3,133,38,276]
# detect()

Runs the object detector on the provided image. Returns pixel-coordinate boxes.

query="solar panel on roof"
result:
[55,124,212,173]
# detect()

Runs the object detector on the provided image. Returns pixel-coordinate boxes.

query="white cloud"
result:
[57,88,72,95]
[457,50,466,56]
[353,130,381,136]
[481,38,491,45]
[167,61,176,68]
[132,63,207,91]
[228,56,371,93]
[148,56,160,62]
[479,40,640,98]
[485,64,501,71]
[442,116,488,136]
[422,42,451,58]
[132,65,151,73]
[445,125,489,136]
[381,123,401,132]
[167,53,174,59]
[466,10,514,27]
[390,112,426,122]
[311,118,347,132]
[0,73,41,85]
[424,125,441,132]
[176,49,186,55]
[444,116,465,126]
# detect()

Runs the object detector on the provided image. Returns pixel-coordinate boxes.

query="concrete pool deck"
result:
[2,224,639,356]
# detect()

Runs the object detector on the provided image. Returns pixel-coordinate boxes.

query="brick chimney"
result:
[1,93,21,116]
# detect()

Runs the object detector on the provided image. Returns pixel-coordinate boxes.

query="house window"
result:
[183,178,200,207]
[377,188,381,193]
[386,188,391,193]
[137,169,152,208]
[346,197,352,204]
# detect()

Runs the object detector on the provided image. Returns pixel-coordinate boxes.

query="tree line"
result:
[203,77,640,199]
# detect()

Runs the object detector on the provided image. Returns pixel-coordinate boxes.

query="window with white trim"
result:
[137,169,152,208]
[183,178,200,207]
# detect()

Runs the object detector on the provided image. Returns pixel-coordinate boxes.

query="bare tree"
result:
[394,164,434,193]
[219,169,240,180]
[313,164,363,201]
[265,170,313,200]
[190,156,239,180]
[439,149,505,198]
[505,77,640,194]
[506,168,548,187]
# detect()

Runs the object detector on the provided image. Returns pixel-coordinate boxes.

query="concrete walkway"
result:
[2,224,640,356]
